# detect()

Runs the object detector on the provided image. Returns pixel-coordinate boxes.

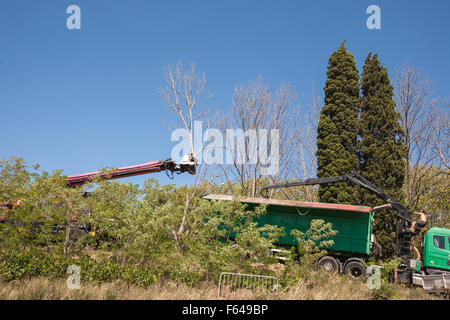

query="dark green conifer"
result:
[317,41,360,204]
[359,53,407,257]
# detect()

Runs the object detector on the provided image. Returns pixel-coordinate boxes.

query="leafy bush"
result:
[279,219,337,284]
[0,250,160,287]
[362,258,401,300]
[0,158,285,286]
[0,250,71,281]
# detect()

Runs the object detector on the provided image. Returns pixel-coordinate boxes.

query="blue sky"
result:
[1,1,449,187]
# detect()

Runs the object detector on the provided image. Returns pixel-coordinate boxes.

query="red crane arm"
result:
[66,155,197,188]
[66,160,167,187]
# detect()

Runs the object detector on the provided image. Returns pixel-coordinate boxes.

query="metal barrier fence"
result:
[218,272,279,299]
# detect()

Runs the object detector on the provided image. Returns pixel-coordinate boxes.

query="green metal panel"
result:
[204,195,374,256]
[423,227,450,272]
[244,202,373,256]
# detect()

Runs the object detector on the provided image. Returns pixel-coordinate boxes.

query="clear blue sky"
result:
[1,1,449,187]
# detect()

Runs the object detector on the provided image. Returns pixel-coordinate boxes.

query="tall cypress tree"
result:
[359,53,407,257]
[317,41,360,204]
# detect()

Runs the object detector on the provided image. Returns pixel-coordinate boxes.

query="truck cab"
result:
[423,227,450,274]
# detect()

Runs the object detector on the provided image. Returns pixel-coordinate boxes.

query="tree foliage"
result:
[279,219,338,283]
[317,41,360,204]
[291,219,337,265]
[0,157,286,285]
[413,166,449,228]
[359,53,407,257]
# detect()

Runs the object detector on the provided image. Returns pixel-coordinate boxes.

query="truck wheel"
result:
[316,256,339,274]
[344,261,366,280]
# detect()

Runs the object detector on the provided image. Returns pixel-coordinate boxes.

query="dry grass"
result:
[392,283,447,300]
[0,272,442,300]
[0,278,218,300]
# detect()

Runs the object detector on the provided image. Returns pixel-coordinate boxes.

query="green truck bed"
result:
[203,194,375,256]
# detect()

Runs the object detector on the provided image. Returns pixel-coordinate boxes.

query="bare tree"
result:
[159,62,211,243]
[394,62,446,209]
[289,84,322,202]
[160,62,211,155]
[214,77,299,197]
[432,102,449,170]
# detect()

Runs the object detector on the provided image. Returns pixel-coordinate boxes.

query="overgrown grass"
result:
[0,272,442,300]
[0,245,445,300]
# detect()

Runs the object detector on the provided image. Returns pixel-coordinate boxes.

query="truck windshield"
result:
[433,235,445,250]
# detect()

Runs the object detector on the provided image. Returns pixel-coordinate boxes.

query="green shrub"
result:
[0,250,71,281]
[0,250,160,287]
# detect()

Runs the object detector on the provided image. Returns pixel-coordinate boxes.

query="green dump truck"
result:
[203,194,378,278]
[203,172,450,293]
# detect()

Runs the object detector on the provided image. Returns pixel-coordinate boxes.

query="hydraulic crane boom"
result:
[66,154,197,187]
[263,172,410,222]
[262,172,425,260]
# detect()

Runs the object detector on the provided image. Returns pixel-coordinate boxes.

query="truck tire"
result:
[344,261,366,280]
[316,256,339,274]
